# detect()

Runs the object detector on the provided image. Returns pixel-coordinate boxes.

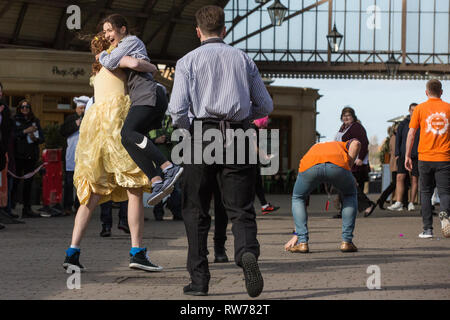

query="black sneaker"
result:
[129,249,163,272]
[100,225,111,237]
[241,252,263,298]
[183,283,208,296]
[62,251,85,272]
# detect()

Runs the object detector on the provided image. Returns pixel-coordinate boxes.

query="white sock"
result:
[262,204,269,209]
[162,164,173,172]
[70,245,80,249]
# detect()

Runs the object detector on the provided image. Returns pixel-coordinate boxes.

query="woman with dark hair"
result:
[12,99,45,218]
[64,32,164,273]
[334,106,375,218]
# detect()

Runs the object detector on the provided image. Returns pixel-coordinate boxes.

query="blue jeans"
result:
[292,163,358,243]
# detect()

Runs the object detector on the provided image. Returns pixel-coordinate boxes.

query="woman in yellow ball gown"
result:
[63,33,163,272]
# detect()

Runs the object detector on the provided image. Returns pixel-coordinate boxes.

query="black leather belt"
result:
[194,118,250,148]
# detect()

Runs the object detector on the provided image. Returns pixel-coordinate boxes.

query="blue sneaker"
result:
[147,166,183,206]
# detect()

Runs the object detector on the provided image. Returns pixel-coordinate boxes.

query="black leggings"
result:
[121,105,168,180]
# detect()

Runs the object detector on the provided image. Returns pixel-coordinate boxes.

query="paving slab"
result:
[0,194,449,300]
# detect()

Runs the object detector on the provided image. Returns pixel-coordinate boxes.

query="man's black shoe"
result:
[22,207,41,218]
[129,249,163,272]
[0,210,25,224]
[183,284,208,296]
[7,212,20,219]
[100,225,111,237]
[62,251,85,272]
[214,247,229,263]
[118,221,130,234]
[241,252,263,298]
[214,253,229,263]
[332,213,342,219]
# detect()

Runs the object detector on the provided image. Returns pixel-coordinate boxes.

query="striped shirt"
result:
[168,38,273,129]
[99,35,157,107]
[99,35,150,70]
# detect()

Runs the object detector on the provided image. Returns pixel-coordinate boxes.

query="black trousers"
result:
[100,200,128,227]
[153,181,182,219]
[353,170,374,212]
[418,161,450,230]
[255,164,268,206]
[182,122,259,290]
[63,171,80,210]
[121,105,167,180]
[13,158,37,208]
[212,176,228,250]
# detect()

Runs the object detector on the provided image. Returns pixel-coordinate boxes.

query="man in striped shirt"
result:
[168,5,273,298]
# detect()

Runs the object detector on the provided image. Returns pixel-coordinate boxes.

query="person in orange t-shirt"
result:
[405,79,450,239]
[284,139,361,254]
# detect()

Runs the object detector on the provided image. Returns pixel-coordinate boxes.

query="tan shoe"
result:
[340,241,358,252]
[288,243,309,253]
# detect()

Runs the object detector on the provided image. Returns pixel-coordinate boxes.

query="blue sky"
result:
[272,78,450,143]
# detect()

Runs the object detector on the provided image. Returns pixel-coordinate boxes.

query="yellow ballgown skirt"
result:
[74,67,150,205]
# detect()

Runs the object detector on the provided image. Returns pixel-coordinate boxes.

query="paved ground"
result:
[0,194,449,300]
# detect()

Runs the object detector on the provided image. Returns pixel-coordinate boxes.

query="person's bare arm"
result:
[404,128,417,172]
[119,56,157,73]
[347,140,361,168]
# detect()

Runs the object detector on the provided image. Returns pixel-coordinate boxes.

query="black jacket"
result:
[395,115,419,159]
[0,100,11,171]
[13,113,45,160]
[60,113,82,138]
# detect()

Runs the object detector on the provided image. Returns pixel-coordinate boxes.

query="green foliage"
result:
[42,123,65,149]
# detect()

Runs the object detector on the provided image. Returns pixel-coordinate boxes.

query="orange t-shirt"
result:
[409,98,450,162]
[299,141,350,172]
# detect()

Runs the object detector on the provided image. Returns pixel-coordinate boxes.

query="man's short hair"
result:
[426,79,442,97]
[195,5,225,36]
[409,103,418,110]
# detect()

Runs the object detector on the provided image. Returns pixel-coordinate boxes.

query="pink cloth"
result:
[253,116,269,128]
